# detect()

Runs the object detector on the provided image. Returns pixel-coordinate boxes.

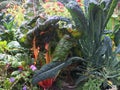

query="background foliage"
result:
[0,0,120,90]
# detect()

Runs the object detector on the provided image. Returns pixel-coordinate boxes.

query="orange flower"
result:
[22,9,25,13]
[45,0,50,2]
[57,9,64,12]
[13,5,18,10]
[52,7,56,11]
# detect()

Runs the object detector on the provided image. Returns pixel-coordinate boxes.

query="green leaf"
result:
[0,12,5,22]
[0,54,6,60]
[113,24,120,33]
[52,35,74,61]
[103,36,112,54]
[114,29,120,46]
[2,14,14,30]
[88,2,104,47]
[92,36,112,67]
[103,0,118,28]
[84,0,90,13]
[32,57,85,85]
[32,62,63,85]
[115,44,120,54]
[3,78,12,89]
[11,60,22,67]
[75,75,88,85]
[58,0,88,32]
[11,71,20,76]
[7,41,21,49]
[0,88,4,90]
[0,41,8,53]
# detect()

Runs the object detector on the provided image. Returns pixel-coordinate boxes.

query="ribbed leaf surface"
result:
[32,57,84,85]
[52,35,74,61]
[32,62,63,85]
[58,0,88,33]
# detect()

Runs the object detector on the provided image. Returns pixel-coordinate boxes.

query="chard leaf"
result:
[52,35,74,61]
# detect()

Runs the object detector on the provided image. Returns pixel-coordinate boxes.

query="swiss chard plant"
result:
[17,13,75,89]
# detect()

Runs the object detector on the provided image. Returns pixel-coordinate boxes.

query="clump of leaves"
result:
[0,13,16,41]
[31,0,120,89]
[82,78,102,90]
[24,0,44,20]
[42,1,71,17]
[6,5,25,26]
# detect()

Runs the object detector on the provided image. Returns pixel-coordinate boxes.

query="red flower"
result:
[38,78,55,89]
[45,4,51,8]
[57,1,64,6]
[52,7,56,11]
[18,66,24,70]
[118,2,120,8]
[76,0,81,2]
[44,0,50,2]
